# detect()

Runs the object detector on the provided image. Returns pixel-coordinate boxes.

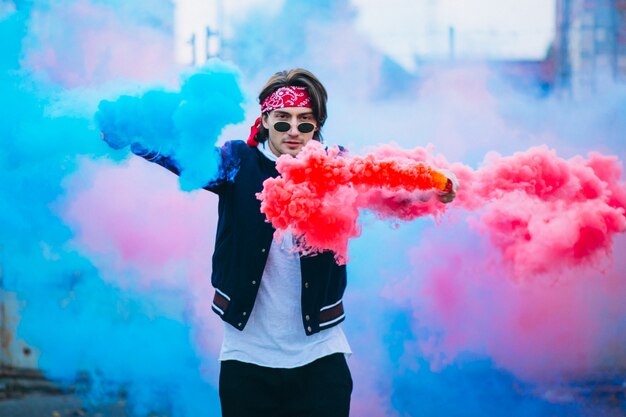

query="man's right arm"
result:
[129,142,182,176]
[127,141,240,194]
[102,134,239,194]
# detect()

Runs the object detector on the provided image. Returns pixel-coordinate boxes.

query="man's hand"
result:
[436,169,459,204]
[100,131,127,150]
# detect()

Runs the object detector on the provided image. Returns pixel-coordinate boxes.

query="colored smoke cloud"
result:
[2,0,626,416]
[259,141,452,263]
[95,61,246,190]
[465,147,626,278]
[340,72,626,413]
[23,0,176,87]
[261,142,626,278]
[1,4,223,415]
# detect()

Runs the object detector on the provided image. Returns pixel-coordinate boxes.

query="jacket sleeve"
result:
[130,141,241,194]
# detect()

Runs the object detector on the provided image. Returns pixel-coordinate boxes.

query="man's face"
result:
[262,107,317,157]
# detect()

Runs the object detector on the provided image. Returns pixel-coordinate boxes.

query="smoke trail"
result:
[465,147,626,278]
[259,141,451,262]
[57,157,223,416]
[1,3,224,415]
[261,142,625,276]
[342,74,626,416]
[95,61,246,190]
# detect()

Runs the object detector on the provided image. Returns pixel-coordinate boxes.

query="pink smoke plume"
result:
[260,142,626,279]
[258,141,452,263]
[466,146,626,278]
[383,226,626,383]
[61,157,223,355]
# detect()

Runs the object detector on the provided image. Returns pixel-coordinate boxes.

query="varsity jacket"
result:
[133,140,347,336]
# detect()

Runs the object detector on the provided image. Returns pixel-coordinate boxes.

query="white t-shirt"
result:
[219,143,352,368]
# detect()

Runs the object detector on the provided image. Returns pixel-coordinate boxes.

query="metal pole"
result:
[188,32,196,66]
[448,26,456,61]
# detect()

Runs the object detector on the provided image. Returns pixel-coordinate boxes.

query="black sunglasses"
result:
[273,121,316,134]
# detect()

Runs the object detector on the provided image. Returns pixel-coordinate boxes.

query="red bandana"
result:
[261,86,312,113]
[247,86,313,146]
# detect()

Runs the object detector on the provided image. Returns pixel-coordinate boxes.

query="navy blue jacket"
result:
[135,140,347,335]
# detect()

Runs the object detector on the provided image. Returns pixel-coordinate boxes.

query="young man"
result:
[128,69,354,417]
[114,68,456,416]
[212,69,353,417]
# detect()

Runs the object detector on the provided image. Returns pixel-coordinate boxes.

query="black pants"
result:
[219,353,352,417]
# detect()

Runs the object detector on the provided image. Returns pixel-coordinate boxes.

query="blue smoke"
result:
[95,62,245,190]
[1,6,222,415]
[384,310,581,417]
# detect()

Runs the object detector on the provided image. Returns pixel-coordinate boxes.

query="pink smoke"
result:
[258,141,452,263]
[384,225,626,383]
[61,157,223,356]
[25,1,176,87]
[467,146,626,278]
[367,145,626,383]
[261,143,626,279]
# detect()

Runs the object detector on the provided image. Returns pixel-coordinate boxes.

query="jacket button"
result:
[307,326,312,333]
[261,248,266,253]
[238,323,242,327]
[305,315,310,321]
[243,312,247,316]
[304,282,309,289]
[252,280,257,285]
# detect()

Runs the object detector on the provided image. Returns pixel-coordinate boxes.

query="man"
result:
[121,69,351,417]
[212,69,353,417]
[110,68,456,416]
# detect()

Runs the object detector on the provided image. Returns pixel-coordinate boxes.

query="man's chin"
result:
[281,146,303,156]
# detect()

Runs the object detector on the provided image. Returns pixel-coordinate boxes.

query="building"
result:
[0,247,39,372]
[175,0,224,66]
[554,0,626,96]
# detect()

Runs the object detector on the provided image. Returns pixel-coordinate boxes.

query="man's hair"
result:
[254,68,328,144]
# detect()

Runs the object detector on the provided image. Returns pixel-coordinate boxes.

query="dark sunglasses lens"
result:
[297,123,315,133]
[273,122,291,132]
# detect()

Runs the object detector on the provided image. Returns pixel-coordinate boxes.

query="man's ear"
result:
[261,114,269,129]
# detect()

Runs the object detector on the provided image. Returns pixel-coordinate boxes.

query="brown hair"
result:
[254,68,328,143]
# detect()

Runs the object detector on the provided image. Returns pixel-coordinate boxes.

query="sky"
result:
[175,0,556,70]
[351,0,557,69]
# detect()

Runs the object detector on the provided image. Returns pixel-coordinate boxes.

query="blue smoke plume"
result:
[95,63,245,190]
[1,4,223,415]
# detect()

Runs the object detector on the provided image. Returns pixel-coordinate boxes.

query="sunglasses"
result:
[273,121,316,134]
